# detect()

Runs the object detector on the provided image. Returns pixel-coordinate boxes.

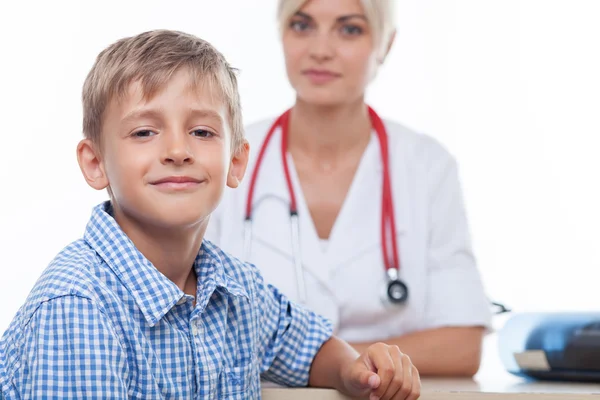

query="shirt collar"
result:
[83,202,248,326]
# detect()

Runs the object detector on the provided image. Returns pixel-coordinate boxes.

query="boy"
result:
[0,30,420,399]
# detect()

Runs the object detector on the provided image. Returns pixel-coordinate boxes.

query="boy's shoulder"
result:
[202,239,264,294]
[8,239,113,332]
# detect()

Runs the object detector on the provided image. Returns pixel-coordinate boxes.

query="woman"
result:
[206,0,492,376]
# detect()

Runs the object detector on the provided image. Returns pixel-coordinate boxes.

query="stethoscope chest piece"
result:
[387,279,409,304]
[383,267,408,305]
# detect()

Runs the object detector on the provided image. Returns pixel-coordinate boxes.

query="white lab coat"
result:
[206,117,492,343]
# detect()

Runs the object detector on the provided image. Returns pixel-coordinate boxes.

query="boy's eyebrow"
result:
[120,108,223,125]
[186,108,224,125]
[120,109,164,125]
[292,11,367,23]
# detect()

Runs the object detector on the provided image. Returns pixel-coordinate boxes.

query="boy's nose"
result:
[162,135,195,166]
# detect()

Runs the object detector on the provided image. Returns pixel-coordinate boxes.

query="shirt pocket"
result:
[217,362,257,398]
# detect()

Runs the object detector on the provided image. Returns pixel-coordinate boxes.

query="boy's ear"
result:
[227,140,250,189]
[77,139,109,191]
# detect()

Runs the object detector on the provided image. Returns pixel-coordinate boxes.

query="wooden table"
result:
[262,376,600,399]
[262,333,600,399]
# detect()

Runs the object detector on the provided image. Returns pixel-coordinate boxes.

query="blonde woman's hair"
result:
[82,30,243,151]
[277,0,395,57]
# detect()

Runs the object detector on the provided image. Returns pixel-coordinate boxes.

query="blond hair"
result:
[277,0,395,57]
[82,30,243,151]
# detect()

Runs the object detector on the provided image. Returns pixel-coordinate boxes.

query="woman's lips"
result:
[302,69,341,84]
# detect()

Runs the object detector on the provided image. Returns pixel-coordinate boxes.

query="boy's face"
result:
[77,68,248,231]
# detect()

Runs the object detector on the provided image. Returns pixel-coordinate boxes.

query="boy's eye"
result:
[341,25,363,36]
[133,130,156,137]
[290,20,311,32]
[191,129,214,138]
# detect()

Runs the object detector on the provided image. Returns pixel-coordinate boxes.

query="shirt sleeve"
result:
[421,147,493,331]
[253,270,333,387]
[3,296,129,399]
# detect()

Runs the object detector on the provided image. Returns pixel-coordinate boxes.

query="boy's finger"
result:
[405,365,421,400]
[396,352,415,399]
[378,346,409,400]
[368,346,396,399]
[353,369,380,390]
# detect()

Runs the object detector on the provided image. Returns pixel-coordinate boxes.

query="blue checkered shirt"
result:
[0,202,332,399]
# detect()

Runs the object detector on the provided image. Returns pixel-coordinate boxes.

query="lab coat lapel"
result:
[325,130,410,272]
[251,125,411,289]
[285,154,333,288]
[250,126,296,260]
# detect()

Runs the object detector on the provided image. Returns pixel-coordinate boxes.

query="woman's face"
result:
[282,0,379,107]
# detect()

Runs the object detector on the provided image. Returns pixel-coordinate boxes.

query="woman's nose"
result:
[308,32,335,62]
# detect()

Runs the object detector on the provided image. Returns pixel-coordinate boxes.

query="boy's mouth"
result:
[149,176,205,191]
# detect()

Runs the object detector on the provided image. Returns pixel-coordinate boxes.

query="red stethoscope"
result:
[243,106,408,305]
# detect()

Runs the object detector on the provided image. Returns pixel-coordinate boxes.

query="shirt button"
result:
[191,324,198,335]
[176,297,186,306]
[228,373,240,385]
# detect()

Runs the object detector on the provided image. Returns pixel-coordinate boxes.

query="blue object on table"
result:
[498,312,600,382]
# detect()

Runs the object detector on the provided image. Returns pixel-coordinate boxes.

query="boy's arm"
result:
[310,338,422,400]
[10,296,129,399]
[307,336,359,390]
[252,270,420,399]
[254,272,332,387]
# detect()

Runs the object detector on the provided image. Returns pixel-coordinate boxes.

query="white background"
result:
[1,0,599,333]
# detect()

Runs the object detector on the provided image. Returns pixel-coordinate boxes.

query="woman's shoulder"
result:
[242,115,457,165]
[383,119,456,166]
[244,117,278,144]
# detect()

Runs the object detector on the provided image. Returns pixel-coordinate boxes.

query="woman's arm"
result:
[368,140,489,377]
[350,326,485,377]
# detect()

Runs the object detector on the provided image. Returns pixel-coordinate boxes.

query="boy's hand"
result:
[340,342,420,400]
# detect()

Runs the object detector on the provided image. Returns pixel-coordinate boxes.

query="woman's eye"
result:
[133,130,156,137]
[191,129,214,138]
[290,20,310,32]
[341,25,363,36]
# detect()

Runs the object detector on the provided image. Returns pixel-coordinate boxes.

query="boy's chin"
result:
[133,205,210,232]
[151,211,209,231]
[114,196,213,233]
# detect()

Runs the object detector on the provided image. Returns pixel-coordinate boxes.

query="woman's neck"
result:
[288,98,372,160]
